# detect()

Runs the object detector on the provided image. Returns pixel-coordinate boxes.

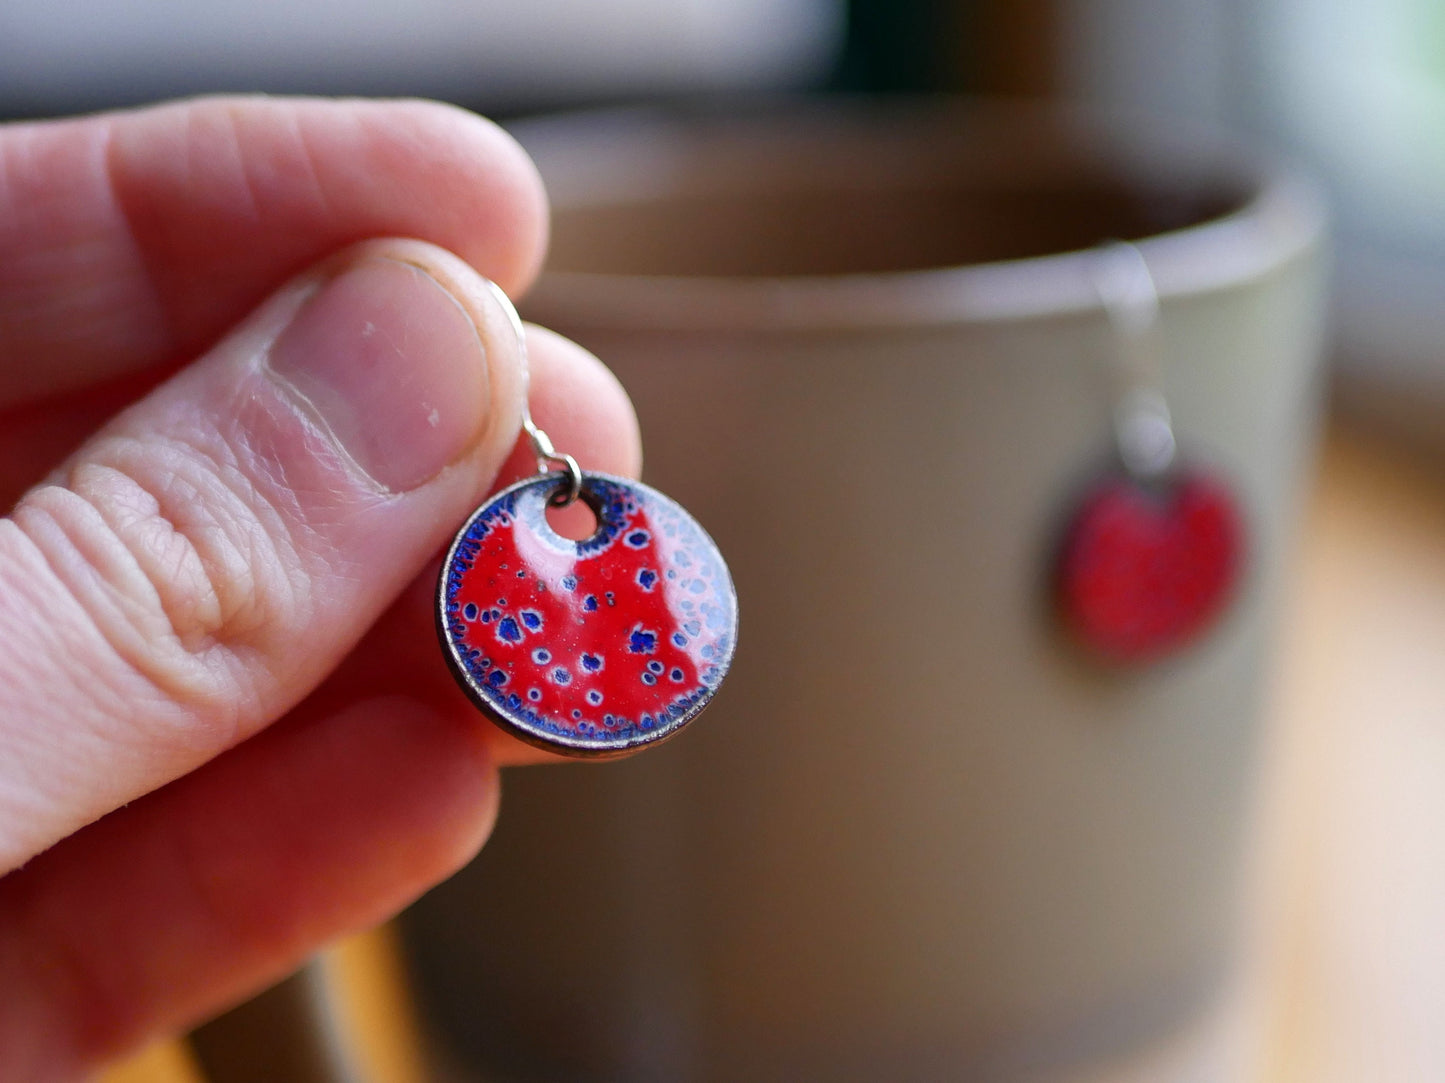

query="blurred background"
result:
[6,2,1445,1081]
[7,0,1445,456]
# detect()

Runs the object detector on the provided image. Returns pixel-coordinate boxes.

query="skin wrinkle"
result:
[166,365,335,599]
[1,118,169,374]
[0,131,59,355]
[0,540,101,821]
[67,431,302,702]
[1,118,164,398]
[9,489,247,745]
[232,98,339,232]
[98,117,178,367]
[187,414,324,708]
[0,520,185,870]
[91,118,171,364]
[72,459,228,650]
[199,418,310,622]
[114,425,285,645]
[64,449,262,656]
[259,363,395,503]
[18,486,188,666]
[229,410,353,558]
[0,521,171,744]
[282,105,336,227]
[199,105,263,230]
[218,362,392,586]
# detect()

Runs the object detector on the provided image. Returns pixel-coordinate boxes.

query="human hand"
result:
[0,96,640,1078]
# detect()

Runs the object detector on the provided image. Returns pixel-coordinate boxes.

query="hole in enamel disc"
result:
[545,483,602,541]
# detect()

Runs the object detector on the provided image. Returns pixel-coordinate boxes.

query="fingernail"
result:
[267,257,489,492]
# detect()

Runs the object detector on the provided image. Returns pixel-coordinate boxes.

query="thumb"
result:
[0,238,527,871]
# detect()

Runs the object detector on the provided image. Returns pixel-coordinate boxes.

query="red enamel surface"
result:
[440,474,734,751]
[1056,471,1244,662]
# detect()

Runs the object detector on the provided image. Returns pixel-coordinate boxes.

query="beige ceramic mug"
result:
[400,101,1327,1082]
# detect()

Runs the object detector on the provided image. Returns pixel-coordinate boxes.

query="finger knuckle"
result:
[11,431,307,717]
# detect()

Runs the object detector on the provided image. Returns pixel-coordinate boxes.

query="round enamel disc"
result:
[1055,470,1244,663]
[437,472,738,756]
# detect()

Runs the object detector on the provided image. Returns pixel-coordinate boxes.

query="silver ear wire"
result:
[483,279,582,505]
[1089,242,1177,481]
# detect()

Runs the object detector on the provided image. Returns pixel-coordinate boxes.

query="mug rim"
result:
[513,99,1327,331]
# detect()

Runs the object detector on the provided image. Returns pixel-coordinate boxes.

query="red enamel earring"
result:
[437,284,737,756]
[1054,243,1245,663]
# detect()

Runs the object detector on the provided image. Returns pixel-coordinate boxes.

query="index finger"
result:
[0,95,548,407]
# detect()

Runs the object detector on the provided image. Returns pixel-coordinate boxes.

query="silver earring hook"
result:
[1088,241,1177,482]
[484,280,583,506]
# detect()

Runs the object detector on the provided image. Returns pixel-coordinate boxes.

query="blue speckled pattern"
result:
[437,472,737,756]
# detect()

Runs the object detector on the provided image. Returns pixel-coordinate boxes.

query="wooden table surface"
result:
[1252,424,1445,1082]
[100,423,1445,1083]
